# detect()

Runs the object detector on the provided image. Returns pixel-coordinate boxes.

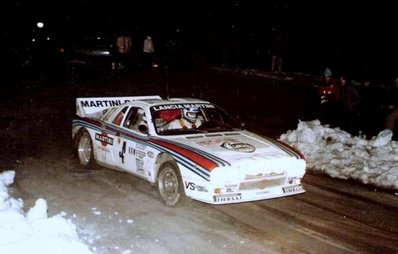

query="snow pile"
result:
[280,120,398,190]
[0,170,94,254]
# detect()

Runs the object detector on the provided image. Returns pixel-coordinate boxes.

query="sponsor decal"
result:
[136,158,144,170]
[245,172,285,180]
[137,143,146,150]
[221,141,255,153]
[196,185,208,192]
[185,181,195,190]
[128,147,136,155]
[81,99,131,108]
[213,193,242,202]
[136,150,146,159]
[282,184,303,194]
[147,151,155,158]
[152,103,215,112]
[128,147,145,157]
[184,181,208,192]
[128,146,146,170]
[224,184,238,193]
[95,132,114,146]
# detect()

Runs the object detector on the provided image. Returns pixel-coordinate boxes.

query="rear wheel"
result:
[157,162,185,207]
[76,130,95,168]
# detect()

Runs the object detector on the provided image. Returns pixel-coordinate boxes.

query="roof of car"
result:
[134,97,210,106]
[76,96,211,117]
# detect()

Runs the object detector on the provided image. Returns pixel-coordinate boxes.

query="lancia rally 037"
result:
[72,96,306,206]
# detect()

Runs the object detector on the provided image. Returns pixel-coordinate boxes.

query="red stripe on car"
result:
[151,139,218,171]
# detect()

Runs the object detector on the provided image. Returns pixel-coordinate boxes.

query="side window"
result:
[112,106,128,126]
[101,107,118,121]
[124,107,147,133]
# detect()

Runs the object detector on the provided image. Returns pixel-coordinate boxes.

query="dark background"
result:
[2,1,398,82]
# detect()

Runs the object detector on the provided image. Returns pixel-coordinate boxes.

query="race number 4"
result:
[119,141,126,163]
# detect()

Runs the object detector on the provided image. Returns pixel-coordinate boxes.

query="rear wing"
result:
[76,96,162,117]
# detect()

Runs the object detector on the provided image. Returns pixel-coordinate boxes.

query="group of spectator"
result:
[113,32,155,71]
[316,67,398,138]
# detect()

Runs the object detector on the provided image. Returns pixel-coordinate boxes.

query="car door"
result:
[113,106,150,178]
[89,107,118,166]
[103,106,129,167]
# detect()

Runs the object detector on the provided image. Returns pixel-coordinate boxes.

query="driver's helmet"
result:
[137,108,146,123]
[182,107,199,123]
[137,108,144,116]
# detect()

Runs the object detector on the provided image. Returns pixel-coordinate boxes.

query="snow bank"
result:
[0,170,94,254]
[280,120,398,190]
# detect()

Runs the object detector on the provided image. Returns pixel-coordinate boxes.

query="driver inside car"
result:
[126,108,148,133]
[167,107,203,130]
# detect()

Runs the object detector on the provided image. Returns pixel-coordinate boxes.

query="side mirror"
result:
[240,122,246,129]
[235,115,245,129]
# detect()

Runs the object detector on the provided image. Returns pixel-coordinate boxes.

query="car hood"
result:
[171,131,302,162]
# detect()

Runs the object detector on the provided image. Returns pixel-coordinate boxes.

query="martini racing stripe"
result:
[101,128,211,180]
[150,139,225,171]
[155,138,230,167]
[72,119,102,132]
[73,121,211,180]
[118,130,149,144]
[73,119,216,181]
[150,142,211,180]
[73,119,119,137]
[150,140,211,181]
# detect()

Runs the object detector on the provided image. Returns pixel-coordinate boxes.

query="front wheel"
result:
[76,130,95,168]
[156,162,185,207]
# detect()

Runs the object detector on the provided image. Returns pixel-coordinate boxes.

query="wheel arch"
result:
[72,125,87,147]
[74,127,98,168]
[155,154,190,206]
[154,152,179,184]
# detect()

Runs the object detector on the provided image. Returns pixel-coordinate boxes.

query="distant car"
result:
[64,36,114,70]
[72,96,306,206]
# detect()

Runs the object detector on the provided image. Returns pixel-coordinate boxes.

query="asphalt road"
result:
[2,67,398,253]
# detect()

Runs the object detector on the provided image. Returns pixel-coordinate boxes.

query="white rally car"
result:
[72,96,306,206]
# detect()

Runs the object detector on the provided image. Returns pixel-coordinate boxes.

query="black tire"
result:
[76,130,96,168]
[156,162,186,207]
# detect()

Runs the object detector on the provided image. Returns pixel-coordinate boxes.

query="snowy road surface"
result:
[13,153,398,254]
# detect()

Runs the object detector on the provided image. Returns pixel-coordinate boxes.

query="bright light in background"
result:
[36,22,44,28]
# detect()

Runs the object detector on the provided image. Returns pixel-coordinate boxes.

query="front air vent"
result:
[224,133,240,136]
[205,134,223,137]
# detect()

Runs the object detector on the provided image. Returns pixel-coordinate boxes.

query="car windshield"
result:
[69,36,113,55]
[150,103,242,135]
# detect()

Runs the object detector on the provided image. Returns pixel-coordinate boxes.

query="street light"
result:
[37,22,44,29]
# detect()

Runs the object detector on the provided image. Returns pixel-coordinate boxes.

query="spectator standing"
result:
[142,35,155,69]
[316,67,340,125]
[385,107,398,134]
[114,32,132,70]
[270,30,285,74]
[337,75,361,134]
[357,81,384,137]
[317,68,340,102]
[384,89,398,136]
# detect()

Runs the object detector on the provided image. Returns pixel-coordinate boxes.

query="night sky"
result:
[2,1,398,81]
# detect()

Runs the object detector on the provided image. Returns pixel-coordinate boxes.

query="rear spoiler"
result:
[76,96,162,117]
